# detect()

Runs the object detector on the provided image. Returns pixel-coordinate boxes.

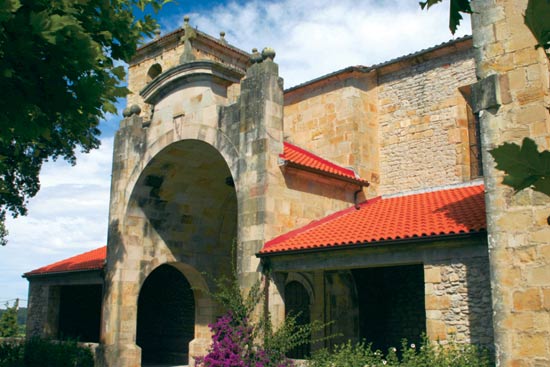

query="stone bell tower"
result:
[97,18,285,367]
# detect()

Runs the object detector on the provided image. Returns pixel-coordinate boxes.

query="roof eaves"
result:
[257,230,486,258]
[279,158,369,186]
[23,267,104,279]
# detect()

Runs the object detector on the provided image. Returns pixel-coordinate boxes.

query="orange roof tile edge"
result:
[260,184,486,255]
[24,246,107,277]
[280,142,369,185]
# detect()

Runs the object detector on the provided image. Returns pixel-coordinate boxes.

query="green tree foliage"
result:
[419,0,472,34]
[0,300,18,338]
[0,337,94,367]
[524,0,550,53]
[489,138,550,196]
[0,0,166,245]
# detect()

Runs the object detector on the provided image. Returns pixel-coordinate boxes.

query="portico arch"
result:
[120,138,238,366]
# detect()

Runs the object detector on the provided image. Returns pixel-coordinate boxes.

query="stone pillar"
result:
[25,283,60,339]
[97,112,145,367]
[471,1,550,366]
[237,48,284,290]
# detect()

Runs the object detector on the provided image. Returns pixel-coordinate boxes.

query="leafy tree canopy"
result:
[0,299,19,337]
[0,0,166,245]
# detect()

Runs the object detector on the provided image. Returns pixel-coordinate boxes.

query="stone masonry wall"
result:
[424,256,494,349]
[471,1,550,366]
[283,72,380,196]
[378,44,477,195]
[127,25,248,119]
[25,282,58,339]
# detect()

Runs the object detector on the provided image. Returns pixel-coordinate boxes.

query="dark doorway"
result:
[58,284,102,342]
[285,281,311,359]
[352,265,425,352]
[137,264,195,365]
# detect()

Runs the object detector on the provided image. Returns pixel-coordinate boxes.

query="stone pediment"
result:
[140,60,244,105]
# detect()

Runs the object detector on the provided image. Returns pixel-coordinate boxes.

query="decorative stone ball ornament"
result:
[250,48,263,64]
[250,47,276,64]
[123,104,141,117]
[261,47,276,61]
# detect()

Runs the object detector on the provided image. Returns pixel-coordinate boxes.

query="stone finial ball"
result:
[184,15,190,22]
[220,31,226,37]
[261,47,276,61]
[250,48,263,64]
[122,107,132,117]
[129,104,141,116]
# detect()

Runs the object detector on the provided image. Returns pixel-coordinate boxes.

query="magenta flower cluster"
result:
[196,312,293,367]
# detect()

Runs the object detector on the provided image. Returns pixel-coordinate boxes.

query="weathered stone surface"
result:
[471,0,550,366]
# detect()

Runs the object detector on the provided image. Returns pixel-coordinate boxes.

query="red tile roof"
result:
[280,142,369,186]
[260,184,486,255]
[24,246,107,277]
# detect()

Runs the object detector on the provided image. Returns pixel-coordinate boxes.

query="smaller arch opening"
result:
[147,63,162,83]
[285,280,311,359]
[137,264,195,365]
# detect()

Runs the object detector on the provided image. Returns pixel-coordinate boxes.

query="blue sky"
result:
[0,0,470,308]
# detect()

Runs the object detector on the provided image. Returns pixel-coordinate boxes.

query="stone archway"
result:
[137,264,195,365]
[123,139,237,366]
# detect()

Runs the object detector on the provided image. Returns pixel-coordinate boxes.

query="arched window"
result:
[147,63,162,83]
[285,280,311,359]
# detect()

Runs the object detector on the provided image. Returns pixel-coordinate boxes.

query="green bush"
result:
[0,338,94,367]
[309,336,493,367]
[0,339,24,367]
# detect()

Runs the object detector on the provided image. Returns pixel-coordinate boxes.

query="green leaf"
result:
[420,0,472,34]
[0,0,20,22]
[112,65,126,80]
[489,138,550,197]
[525,0,550,54]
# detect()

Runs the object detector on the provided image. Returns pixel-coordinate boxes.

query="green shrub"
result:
[309,336,493,367]
[0,338,94,367]
[0,339,24,367]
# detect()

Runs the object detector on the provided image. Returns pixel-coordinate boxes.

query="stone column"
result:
[237,48,284,291]
[25,283,60,339]
[97,111,146,367]
[471,1,550,366]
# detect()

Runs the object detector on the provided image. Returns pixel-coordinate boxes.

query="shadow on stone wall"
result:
[465,256,495,351]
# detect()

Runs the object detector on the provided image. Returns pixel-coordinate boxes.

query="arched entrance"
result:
[125,139,238,365]
[137,264,195,365]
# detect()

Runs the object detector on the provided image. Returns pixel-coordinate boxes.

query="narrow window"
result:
[460,85,483,179]
[467,104,483,178]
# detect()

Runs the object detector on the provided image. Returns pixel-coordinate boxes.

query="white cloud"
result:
[0,138,113,306]
[162,0,470,88]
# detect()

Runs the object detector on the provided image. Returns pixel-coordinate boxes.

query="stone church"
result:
[23,2,550,367]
